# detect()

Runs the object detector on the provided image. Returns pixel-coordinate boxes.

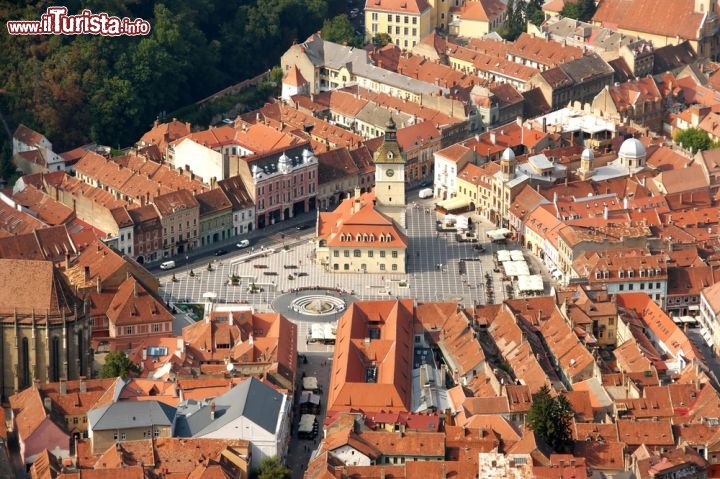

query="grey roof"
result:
[176,377,285,437]
[558,54,614,84]
[301,34,445,97]
[355,102,414,131]
[88,400,176,431]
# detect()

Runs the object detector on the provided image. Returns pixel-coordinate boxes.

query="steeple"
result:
[500,147,516,181]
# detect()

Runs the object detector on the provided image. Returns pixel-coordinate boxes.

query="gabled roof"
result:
[327,299,415,414]
[451,0,506,22]
[283,65,307,87]
[593,0,708,42]
[88,400,176,430]
[0,259,77,314]
[364,0,431,14]
[184,377,285,436]
[14,124,46,146]
[105,276,173,327]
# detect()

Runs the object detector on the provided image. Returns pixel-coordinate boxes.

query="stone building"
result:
[0,259,91,400]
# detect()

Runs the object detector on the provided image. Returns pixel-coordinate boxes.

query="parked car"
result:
[236,239,250,249]
[160,260,176,270]
[296,224,310,230]
[214,249,228,256]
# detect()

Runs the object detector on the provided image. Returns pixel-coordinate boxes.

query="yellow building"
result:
[449,0,506,38]
[364,0,435,50]
[316,119,408,274]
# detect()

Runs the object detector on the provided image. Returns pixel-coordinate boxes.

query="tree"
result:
[252,456,291,479]
[527,385,573,452]
[674,127,712,152]
[498,0,525,41]
[99,351,142,378]
[372,32,392,47]
[525,0,545,26]
[322,14,362,47]
[561,0,596,22]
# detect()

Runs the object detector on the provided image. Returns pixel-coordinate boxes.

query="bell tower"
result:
[373,117,406,229]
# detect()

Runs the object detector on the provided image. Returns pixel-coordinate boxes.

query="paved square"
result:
[158,198,550,312]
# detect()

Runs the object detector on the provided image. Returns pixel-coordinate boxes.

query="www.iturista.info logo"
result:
[7,7,151,36]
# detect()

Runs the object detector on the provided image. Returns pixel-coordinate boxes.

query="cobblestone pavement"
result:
[157,198,550,310]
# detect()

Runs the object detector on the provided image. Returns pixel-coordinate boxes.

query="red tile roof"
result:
[364,0,431,14]
[593,0,707,41]
[327,299,415,414]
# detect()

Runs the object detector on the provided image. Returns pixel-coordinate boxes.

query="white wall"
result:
[172,138,224,184]
[332,445,372,466]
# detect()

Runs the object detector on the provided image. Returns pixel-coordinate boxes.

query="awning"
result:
[437,197,470,212]
[299,414,316,433]
[688,305,700,311]
[497,250,511,262]
[487,228,511,240]
[518,274,544,292]
[303,376,318,390]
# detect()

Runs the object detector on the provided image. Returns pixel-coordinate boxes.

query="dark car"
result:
[214,249,228,256]
[296,224,310,230]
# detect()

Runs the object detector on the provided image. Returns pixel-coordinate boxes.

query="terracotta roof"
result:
[616,419,675,447]
[316,147,360,184]
[318,191,408,248]
[153,189,199,216]
[0,258,77,314]
[14,124,46,146]
[574,422,619,442]
[327,299,415,414]
[572,441,625,471]
[508,33,584,69]
[364,0,431,14]
[138,119,192,151]
[284,65,307,87]
[451,0,505,21]
[0,195,48,235]
[395,121,441,151]
[593,0,707,42]
[106,276,173,327]
[195,188,232,215]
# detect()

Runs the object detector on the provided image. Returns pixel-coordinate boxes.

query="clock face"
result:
[386,169,394,177]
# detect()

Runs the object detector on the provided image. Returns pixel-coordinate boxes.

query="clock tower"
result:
[373,117,406,229]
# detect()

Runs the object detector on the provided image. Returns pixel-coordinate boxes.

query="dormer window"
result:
[603,270,609,279]
[655,268,662,275]
[628,270,634,278]
[595,271,601,279]
[639,269,645,277]
[619,270,625,279]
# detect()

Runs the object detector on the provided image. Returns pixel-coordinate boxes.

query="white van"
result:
[160,260,176,270]
[419,188,433,199]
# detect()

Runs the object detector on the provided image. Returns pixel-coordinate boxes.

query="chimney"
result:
[490,132,496,145]
[176,338,185,358]
[65,253,71,270]
[142,349,147,361]
[542,117,547,133]
[59,378,67,395]
[210,401,216,420]
[83,266,90,283]
[228,313,234,326]
[603,206,609,220]
[154,119,159,128]
[249,333,254,346]
[79,378,87,394]
[96,276,102,294]
[43,397,52,412]
[133,281,138,297]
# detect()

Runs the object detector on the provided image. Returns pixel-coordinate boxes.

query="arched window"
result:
[50,337,60,382]
[21,337,30,389]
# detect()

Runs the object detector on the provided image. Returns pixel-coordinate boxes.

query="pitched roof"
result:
[364,0,431,14]
[327,299,415,414]
[180,377,285,436]
[195,188,232,215]
[451,0,506,21]
[593,0,708,42]
[88,400,176,430]
[284,65,307,87]
[0,259,77,314]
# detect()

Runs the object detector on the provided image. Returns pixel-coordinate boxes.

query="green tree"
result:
[99,351,142,378]
[525,0,545,26]
[561,0,596,21]
[372,32,392,46]
[322,14,362,47]
[527,385,573,452]
[252,456,291,479]
[498,0,525,41]
[674,127,712,152]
